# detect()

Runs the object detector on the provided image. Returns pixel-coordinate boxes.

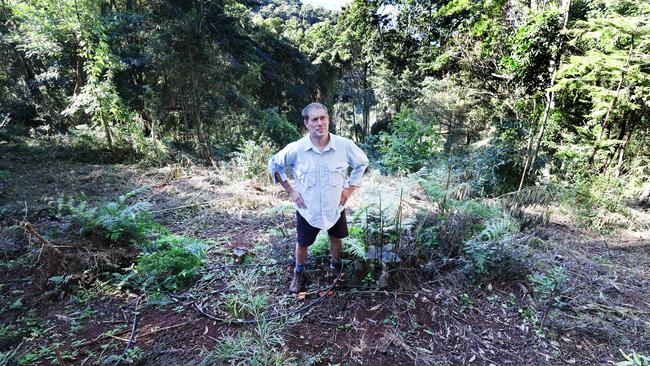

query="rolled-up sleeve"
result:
[268,142,297,183]
[346,142,369,187]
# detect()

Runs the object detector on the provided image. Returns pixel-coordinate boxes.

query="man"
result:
[268,103,369,293]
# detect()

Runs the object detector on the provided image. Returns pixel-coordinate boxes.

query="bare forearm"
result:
[275,172,306,208]
[340,185,357,206]
[275,172,294,194]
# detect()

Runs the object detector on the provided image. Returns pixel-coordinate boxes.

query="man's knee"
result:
[328,235,342,243]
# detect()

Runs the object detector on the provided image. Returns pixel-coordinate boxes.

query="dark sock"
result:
[330,259,341,270]
[295,263,304,273]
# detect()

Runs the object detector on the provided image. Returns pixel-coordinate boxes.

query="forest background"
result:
[1,0,650,365]
[2,0,649,202]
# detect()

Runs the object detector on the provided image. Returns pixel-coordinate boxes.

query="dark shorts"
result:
[296,210,348,247]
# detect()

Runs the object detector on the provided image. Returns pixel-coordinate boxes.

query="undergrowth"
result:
[554,175,638,233]
[201,269,296,365]
[52,188,207,294]
[309,226,366,260]
[413,172,533,283]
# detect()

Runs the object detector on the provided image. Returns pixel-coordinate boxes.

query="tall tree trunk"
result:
[518,0,571,190]
[190,67,210,161]
[518,122,536,190]
[362,63,370,139]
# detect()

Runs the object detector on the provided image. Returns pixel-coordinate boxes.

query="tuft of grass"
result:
[617,350,650,366]
[201,269,297,365]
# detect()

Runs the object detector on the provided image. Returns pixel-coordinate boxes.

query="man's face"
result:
[304,107,329,140]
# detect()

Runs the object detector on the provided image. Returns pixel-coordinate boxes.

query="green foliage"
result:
[498,187,552,229]
[377,110,441,174]
[52,189,206,292]
[256,109,301,148]
[508,8,563,92]
[617,350,650,366]
[53,187,160,243]
[469,119,532,195]
[222,269,269,321]
[461,200,501,220]
[309,227,366,260]
[202,329,295,366]
[201,268,296,366]
[231,140,275,181]
[343,231,366,260]
[462,213,527,280]
[555,174,637,232]
[528,266,567,304]
[309,233,330,256]
[362,272,375,286]
[135,234,207,292]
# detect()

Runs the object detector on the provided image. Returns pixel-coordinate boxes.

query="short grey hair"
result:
[302,103,328,121]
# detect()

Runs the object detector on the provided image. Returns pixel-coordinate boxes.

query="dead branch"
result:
[113,295,143,366]
[19,219,61,261]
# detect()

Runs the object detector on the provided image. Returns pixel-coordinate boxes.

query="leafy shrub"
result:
[64,125,140,163]
[462,213,528,281]
[498,186,551,229]
[555,174,636,232]
[309,226,366,260]
[436,213,475,257]
[461,200,501,220]
[257,109,300,148]
[136,234,207,291]
[528,266,566,304]
[118,117,171,166]
[53,187,162,243]
[231,139,275,181]
[376,110,441,174]
[52,190,206,293]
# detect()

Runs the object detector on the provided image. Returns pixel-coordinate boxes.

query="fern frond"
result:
[343,237,366,260]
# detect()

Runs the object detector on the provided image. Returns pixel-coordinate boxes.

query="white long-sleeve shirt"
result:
[268,133,369,230]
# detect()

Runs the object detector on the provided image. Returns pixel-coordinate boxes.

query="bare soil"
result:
[1,136,649,365]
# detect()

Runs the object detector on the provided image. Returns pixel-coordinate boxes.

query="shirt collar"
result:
[303,134,337,152]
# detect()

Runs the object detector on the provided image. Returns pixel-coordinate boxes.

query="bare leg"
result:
[295,242,307,267]
[329,236,342,262]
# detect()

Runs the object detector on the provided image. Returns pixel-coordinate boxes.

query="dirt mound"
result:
[32,232,138,291]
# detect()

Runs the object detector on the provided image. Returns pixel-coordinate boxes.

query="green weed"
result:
[221,269,268,321]
[463,213,526,280]
[362,272,375,286]
[231,139,274,182]
[135,234,207,292]
[201,269,296,365]
[528,266,567,305]
[459,293,474,313]
[617,350,650,366]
